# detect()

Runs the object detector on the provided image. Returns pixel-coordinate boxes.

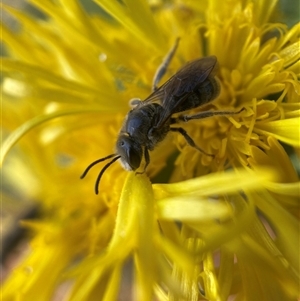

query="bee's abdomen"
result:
[175,76,220,112]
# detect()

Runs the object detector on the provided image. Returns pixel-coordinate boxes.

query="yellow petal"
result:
[157,196,230,221]
[254,117,300,147]
[153,168,276,199]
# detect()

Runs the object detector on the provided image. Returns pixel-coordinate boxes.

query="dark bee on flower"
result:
[81,39,242,194]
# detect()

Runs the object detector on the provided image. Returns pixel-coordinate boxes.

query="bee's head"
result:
[116,134,142,171]
[80,134,142,195]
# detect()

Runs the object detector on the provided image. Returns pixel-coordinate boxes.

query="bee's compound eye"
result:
[116,135,142,171]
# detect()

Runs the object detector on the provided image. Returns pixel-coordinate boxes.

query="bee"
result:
[81,39,243,194]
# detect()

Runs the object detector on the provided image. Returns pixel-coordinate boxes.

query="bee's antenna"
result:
[95,155,121,194]
[80,154,117,179]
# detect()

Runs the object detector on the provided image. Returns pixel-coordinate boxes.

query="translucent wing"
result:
[137,56,218,128]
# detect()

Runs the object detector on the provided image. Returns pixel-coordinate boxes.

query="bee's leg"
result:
[177,108,244,122]
[170,127,214,157]
[152,37,180,91]
[136,147,150,175]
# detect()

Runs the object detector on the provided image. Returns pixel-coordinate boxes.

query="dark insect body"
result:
[81,40,242,194]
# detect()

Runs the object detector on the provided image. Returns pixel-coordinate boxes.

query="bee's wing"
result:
[141,56,218,128]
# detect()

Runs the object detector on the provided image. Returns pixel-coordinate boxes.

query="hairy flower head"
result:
[1,0,299,300]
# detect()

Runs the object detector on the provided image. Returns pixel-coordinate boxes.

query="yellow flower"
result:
[1,0,299,300]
